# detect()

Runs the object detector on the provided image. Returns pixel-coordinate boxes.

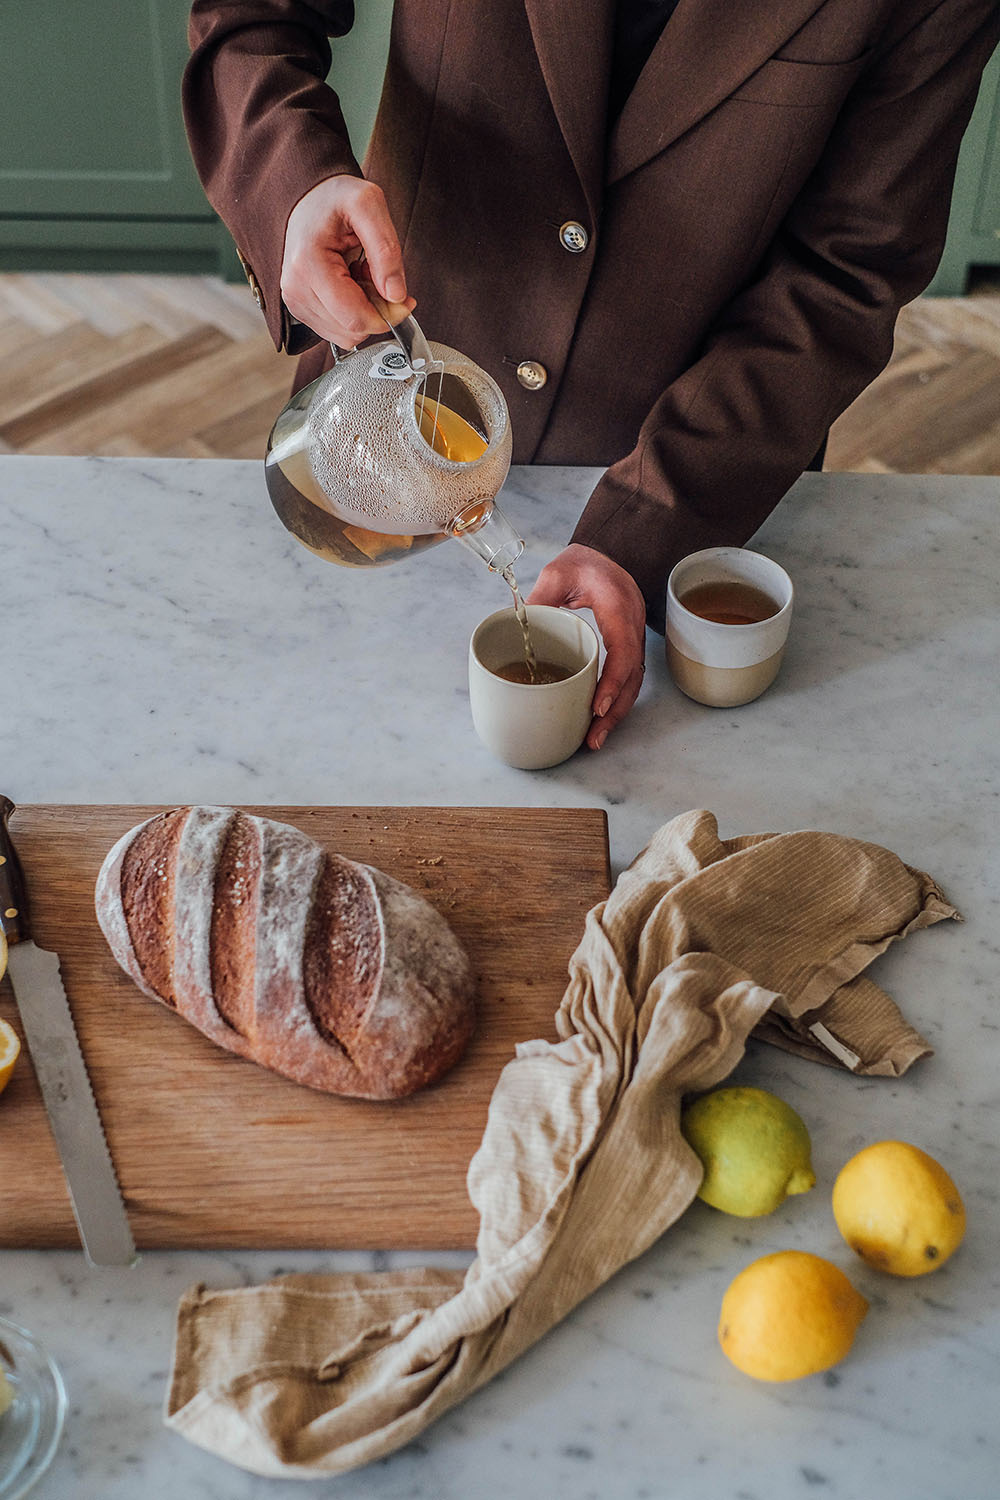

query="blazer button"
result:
[516,360,548,391]
[237,247,266,313]
[559,220,589,253]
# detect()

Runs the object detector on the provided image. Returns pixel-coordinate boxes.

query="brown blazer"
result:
[184,0,999,628]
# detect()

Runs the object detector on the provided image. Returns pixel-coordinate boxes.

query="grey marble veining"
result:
[1,455,999,1499]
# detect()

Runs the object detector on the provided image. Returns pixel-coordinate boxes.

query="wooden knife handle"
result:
[0,797,31,945]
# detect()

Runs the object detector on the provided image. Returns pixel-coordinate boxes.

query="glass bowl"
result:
[0,1318,66,1499]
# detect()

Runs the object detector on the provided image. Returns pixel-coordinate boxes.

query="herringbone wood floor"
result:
[1,271,999,470]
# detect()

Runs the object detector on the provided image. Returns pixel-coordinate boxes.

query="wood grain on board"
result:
[0,804,610,1250]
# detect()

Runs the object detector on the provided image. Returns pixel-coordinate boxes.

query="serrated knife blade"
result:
[1,798,137,1267]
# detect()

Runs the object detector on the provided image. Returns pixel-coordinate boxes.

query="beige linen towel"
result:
[166,810,959,1478]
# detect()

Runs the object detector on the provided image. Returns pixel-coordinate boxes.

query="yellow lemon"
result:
[832,1140,965,1277]
[681,1085,816,1216]
[719,1250,868,1382]
[0,1363,12,1417]
[0,1017,20,1095]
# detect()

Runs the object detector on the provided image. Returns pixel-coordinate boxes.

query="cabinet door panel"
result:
[329,2,394,155]
[0,0,209,218]
[969,47,1000,241]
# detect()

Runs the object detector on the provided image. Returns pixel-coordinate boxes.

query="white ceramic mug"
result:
[666,547,793,707]
[469,605,600,769]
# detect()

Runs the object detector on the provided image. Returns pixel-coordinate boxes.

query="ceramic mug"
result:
[469,604,600,769]
[666,547,793,707]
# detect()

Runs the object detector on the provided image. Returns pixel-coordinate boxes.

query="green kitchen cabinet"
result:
[926,44,1000,295]
[0,1,394,278]
[0,1,226,274]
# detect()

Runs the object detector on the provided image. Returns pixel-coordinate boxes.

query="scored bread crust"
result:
[94,806,476,1099]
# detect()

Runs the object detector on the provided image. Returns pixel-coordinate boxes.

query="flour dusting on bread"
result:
[94,806,475,1099]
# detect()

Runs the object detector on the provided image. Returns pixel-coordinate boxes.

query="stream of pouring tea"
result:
[419,394,540,681]
[500,565,539,682]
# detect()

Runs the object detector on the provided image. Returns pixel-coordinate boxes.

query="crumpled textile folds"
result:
[166,810,957,1477]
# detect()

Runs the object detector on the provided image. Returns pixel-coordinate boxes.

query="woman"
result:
[184,0,999,746]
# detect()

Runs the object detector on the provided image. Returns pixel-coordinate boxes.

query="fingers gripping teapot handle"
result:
[367,290,436,373]
[331,254,437,373]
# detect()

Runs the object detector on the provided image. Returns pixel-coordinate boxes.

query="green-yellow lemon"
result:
[719,1250,869,1382]
[681,1085,816,1217]
[832,1140,965,1277]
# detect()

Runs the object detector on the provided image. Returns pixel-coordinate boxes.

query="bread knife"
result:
[0,797,137,1267]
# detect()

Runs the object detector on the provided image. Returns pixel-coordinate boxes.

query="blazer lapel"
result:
[608,0,829,184]
[523,0,615,223]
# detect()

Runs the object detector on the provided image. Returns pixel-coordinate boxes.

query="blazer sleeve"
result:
[571,0,1000,629]
[183,0,364,354]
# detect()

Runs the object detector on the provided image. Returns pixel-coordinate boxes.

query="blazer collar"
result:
[525,0,830,200]
[523,0,615,222]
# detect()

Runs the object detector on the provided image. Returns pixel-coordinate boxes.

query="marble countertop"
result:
[2,455,999,1500]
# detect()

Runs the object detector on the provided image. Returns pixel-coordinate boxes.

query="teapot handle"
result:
[330,256,437,373]
[330,305,435,374]
[377,307,437,374]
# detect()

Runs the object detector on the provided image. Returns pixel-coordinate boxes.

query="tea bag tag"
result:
[369,348,426,382]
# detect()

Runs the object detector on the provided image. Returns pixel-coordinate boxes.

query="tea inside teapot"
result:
[265,336,517,571]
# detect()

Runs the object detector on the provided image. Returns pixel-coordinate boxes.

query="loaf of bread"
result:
[94,806,475,1099]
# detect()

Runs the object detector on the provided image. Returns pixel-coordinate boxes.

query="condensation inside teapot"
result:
[265,340,514,569]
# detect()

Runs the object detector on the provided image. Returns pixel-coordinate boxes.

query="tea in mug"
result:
[492,659,574,685]
[678,580,780,626]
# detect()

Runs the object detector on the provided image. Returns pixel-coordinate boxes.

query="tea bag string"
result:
[353,263,446,438]
[321,247,446,436]
[384,309,445,439]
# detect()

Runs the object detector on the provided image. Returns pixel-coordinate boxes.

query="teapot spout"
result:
[448,499,524,573]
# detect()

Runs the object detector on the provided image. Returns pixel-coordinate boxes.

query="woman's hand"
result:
[280,175,416,348]
[526,544,647,749]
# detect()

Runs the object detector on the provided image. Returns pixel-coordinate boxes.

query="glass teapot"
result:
[264,303,522,573]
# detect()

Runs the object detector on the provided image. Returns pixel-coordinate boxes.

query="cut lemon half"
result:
[0,1016,21,1095]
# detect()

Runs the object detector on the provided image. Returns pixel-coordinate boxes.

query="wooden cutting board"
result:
[0,804,609,1250]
